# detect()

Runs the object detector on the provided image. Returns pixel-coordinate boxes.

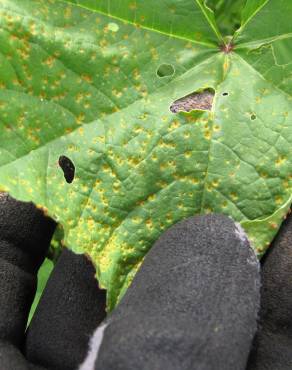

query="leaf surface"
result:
[0,0,291,309]
[235,0,292,47]
[206,0,245,36]
[65,0,223,45]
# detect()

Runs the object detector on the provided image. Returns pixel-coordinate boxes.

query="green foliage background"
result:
[207,0,245,35]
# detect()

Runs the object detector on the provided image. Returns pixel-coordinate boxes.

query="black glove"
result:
[0,193,291,370]
[247,211,292,370]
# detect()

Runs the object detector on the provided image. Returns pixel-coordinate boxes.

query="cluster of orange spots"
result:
[213,124,220,132]
[75,92,85,103]
[78,127,84,136]
[51,92,66,102]
[87,148,95,156]
[42,56,56,68]
[145,219,153,230]
[211,179,219,187]
[230,192,238,201]
[221,201,228,208]
[99,39,109,48]
[76,113,85,124]
[129,3,137,10]
[27,128,40,145]
[133,68,141,80]
[81,74,93,83]
[168,120,180,131]
[275,155,287,166]
[158,139,176,150]
[112,89,122,98]
[0,101,7,109]
[131,216,142,224]
[64,6,72,19]
[184,150,192,158]
[112,181,121,193]
[204,129,211,140]
[150,47,158,60]
[101,163,112,174]
[135,83,148,96]
[12,78,20,87]
[282,180,289,189]
[269,222,278,230]
[127,156,140,167]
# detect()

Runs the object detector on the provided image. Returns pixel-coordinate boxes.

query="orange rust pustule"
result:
[220,43,234,54]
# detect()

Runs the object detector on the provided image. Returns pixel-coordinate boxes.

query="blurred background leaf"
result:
[206,0,245,35]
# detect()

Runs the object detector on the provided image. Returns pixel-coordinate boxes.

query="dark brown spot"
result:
[58,155,75,183]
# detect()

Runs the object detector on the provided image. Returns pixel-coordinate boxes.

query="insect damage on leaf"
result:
[1,0,292,311]
[58,156,75,184]
[170,89,215,113]
[157,63,175,78]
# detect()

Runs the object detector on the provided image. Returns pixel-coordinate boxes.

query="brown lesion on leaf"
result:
[170,88,215,113]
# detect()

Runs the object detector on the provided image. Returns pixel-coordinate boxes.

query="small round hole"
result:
[157,64,175,78]
[250,114,257,121]
[222,92,229,96]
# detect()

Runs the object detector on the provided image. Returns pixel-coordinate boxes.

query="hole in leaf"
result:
[222,92,229,96]
[250,114,257,121]
[170,88,215,113]
[157,64,175,78]
[58,155,75,184]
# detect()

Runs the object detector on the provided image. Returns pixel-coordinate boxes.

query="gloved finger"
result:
[25,248,107,370]
[246,211,292,370]
[0,193,56,349]
[81,214,260,370]
[0,342,46,370]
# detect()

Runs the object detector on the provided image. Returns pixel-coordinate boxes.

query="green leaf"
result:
[28,258,54,325]
[235,0,292,47]
[65,0,223,45]
[0,0,291,310]
[206,0,245,36]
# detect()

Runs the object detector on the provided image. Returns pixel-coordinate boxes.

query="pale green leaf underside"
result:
[0,0,291,310]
